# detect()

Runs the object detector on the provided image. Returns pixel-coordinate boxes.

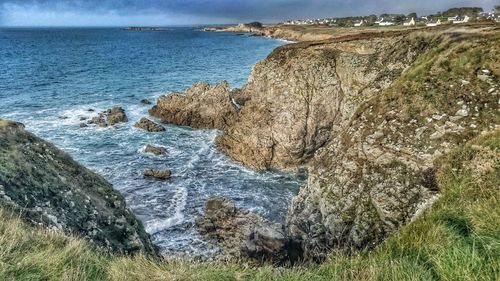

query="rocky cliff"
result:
[216,31,433,170]
[151,25,499,261]
[0,119,157,255]
[287,28,499,260]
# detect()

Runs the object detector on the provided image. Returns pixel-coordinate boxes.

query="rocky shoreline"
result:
[0,23,498,264]
[150,24,499,261]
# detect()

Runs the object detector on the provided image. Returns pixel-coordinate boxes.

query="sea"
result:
[0,27,304,257]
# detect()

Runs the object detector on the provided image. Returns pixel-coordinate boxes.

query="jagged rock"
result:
[134,118,166,132]
[196,197,293,261]
[149,81,237,130]
[216,34,432,171]
[0,119,156,255]
[144,145,167,155]
[141,99,152,105]
[144,169,171,180]
[88,107,128,127]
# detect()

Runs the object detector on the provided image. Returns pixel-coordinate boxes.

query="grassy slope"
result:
[1,130,498,281]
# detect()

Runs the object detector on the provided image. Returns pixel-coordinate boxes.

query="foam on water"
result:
[0,27,302,257]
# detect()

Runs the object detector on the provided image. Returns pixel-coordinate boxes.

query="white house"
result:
[377,18,395,26]
[426,19,442,27]
[403,18,416,26]
[453,15,470,24]
[354,20,365,27]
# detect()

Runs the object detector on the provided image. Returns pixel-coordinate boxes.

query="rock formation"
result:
[149,81,238,130]
[195,197,294,261]
[144,168,171,180]
[88,107,128,127]
[144,145,168,155]
[0,119,156,255]
[134,118,166,132]
[217,32,432,170]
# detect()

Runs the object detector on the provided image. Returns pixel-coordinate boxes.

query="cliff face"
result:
[0,120,157,255]
[288,30,499,260]
[216,32,432,170]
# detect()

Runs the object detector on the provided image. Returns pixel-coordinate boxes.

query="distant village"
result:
[281,7,500,27]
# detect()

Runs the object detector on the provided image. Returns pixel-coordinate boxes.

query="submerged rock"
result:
[0,119,156,255]
[144,168,171,180]
[149,81,238,130]
[134,118,166,132]
[144,144,167,155]
[141,99,152,105]
[88,107,128,127]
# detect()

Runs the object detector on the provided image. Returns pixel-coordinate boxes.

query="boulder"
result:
[196,197,292,261]
[88,107,128,127]
[144,145,167,155]
[144,169,171,180]
[134,118,166,132]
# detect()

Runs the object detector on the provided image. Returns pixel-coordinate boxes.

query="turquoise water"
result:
[0,27,303,257]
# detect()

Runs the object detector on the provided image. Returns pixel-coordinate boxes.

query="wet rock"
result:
[88,107,128,127]
[196,197,292,262]
[106,107,128,125]
[141,99,152,105]
[0,119,156,255]
[144,144,167,155]
[79,123,88,128]
[144,168,171,180]
[149,81,237,130]
[134,118,166,132]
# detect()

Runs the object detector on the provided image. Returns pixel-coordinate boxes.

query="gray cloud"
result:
[1,0,497,26]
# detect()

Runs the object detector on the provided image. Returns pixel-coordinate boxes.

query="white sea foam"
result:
[145,186,188,234]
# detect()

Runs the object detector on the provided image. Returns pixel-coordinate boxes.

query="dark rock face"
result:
[196,197,294,262]
[0,119,156,255]
[149,81,238,130]
[144,145,167,155]
[144,169,171,180]
[88,107,128,127]
[134,118,166,132]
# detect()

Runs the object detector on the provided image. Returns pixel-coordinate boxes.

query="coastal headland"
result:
[0,20,498,280]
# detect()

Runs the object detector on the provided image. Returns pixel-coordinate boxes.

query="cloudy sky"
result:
[0,0,497,26]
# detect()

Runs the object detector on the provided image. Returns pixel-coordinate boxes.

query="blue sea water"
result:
[0,27,303,257]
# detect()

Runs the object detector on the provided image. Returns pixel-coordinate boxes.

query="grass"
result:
[0,130,498,281]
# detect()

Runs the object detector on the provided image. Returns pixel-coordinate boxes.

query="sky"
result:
[0,0,497,26]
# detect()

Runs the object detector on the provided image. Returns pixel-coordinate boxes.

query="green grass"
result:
[0,131,498,281]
